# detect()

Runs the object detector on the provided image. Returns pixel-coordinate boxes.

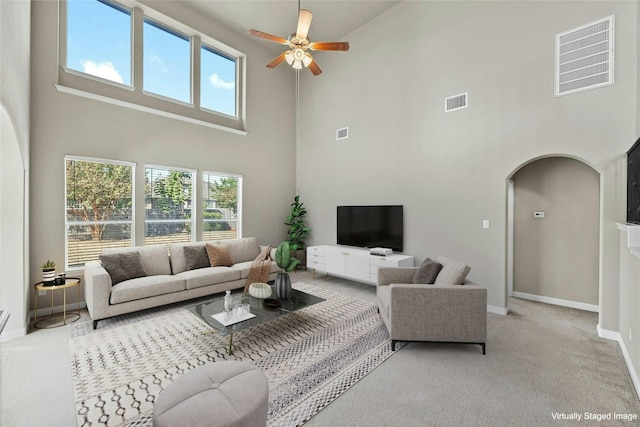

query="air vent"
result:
[555,15,614,96]
[336,127,349,141]
[445,92,468,112]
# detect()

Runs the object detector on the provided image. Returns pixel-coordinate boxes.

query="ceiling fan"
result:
[248,7,350,76]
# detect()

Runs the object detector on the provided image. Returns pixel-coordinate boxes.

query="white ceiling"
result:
[181,0,401,50]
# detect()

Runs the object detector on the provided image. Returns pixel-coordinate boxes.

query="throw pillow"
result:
[412,258,443,284]
[184,245,211,270]
[205,244,233,267]
[434,255,471,286]
[99,252,147,285]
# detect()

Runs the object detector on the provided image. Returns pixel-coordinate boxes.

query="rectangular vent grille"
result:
[336,127,349,140]
[555,15,614,96]
[445,92,468,112]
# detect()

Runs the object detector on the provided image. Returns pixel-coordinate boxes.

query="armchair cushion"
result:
[434,255,470,286]
[412,258,443,284]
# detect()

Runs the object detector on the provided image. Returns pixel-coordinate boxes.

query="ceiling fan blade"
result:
[309,41,350,51]
[308,59,322,76]
[248,29,289,45]
[266,52,289,69]
[296,9,313,40]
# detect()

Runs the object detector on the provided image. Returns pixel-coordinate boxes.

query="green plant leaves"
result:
[275,241,300,272]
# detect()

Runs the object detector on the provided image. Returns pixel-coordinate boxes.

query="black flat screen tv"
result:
[337,205,403,252]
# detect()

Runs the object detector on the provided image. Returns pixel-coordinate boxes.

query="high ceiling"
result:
[180,0,401,51]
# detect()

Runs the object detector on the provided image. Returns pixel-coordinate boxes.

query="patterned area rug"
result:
[68,282,395,426]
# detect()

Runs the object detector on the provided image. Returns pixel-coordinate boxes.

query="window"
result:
[203,173,242,240]
[201,45,237,117]
[66,0,132,86]
[143,19,191,103]
[60,0,246,133]
[145,166,195,245]
[65,157,134,269]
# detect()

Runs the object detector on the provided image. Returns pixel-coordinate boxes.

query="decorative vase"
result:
[223,290,233,313]
[274,272,291,299]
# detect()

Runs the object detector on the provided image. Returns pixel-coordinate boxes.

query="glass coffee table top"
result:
[187,288,325,354]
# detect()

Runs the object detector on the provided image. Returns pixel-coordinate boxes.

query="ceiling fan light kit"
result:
[248,7,349,76]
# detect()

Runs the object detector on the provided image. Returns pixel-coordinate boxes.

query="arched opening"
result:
[506,155,600,312]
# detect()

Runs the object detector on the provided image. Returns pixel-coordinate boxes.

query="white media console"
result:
[306,245,414,285]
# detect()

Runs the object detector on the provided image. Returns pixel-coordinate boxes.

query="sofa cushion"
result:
[184,245,210,270]
[110,275,186,304]
[231,260,280,279]
[99,252,147,285]
[224,237,260,264]
[103,244,171,276]
[412,258,443,285]
[175,267,242,290]
[206,244,233,267]
[434,256,471,286]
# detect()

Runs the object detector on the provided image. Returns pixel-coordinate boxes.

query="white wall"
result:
[0,0,30,338]
[296,0,639,314]
[29,0,297,311]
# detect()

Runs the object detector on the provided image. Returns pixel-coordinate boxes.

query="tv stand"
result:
[306,245,414,285]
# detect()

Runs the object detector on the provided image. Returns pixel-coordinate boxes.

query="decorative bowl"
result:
[249,282,272,299]
[263,298,281,309]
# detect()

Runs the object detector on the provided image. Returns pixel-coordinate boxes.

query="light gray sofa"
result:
[377,256,487,354]
[84,237,279,329]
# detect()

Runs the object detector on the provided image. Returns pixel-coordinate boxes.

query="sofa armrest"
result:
[388,283,487,342]
[377,267,418,287]
[84,260,113,321]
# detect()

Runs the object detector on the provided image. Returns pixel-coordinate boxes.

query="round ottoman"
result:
[153,361,269,427]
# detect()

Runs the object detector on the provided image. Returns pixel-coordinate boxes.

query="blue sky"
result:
[67,0,236,116]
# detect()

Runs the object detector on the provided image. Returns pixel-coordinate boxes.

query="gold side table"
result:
[33,277,81,329]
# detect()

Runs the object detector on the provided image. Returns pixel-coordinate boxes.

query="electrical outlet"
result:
[38,290,46,296]
[483,220,490,229]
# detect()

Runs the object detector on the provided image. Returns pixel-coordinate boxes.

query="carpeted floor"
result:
[68,282,396,427]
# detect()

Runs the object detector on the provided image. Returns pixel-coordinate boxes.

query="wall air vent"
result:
[336,127,349,141]
[555,15,614,96]
[445,92,468,112]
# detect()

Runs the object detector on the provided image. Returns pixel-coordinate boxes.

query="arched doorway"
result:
[507,156,600,311]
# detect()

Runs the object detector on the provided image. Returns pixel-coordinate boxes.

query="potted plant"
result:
[274,241,300,299]
[42,260,56,284]
[284,194,311,268]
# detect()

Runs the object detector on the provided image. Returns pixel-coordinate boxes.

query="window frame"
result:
[57,0,247,134]
[64,155,135,271]
[144,164,197,245]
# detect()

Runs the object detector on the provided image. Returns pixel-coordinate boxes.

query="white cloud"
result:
[82,61,124,84]
[208,73,235,90]
[148,54,168,74]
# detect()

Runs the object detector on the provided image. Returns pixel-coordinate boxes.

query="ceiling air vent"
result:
[445,92,468,112]
[336,127,349,141]
[555,15,614,96]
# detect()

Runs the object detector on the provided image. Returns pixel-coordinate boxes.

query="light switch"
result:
[483,220,490,229]
[534,211,545,218]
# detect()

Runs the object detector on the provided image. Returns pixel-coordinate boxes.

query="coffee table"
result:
[188,288,325,355]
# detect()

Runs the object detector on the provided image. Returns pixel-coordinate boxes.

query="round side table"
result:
[33,277,81,329]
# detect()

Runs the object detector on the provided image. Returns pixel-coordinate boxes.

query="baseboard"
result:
[487,305,508,315]
[31,301,87,319]
[597,325,640,401]
[512,291,599,313]
[0,326,27,341]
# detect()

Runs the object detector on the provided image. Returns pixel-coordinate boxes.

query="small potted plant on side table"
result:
[42,260,56,285]
[274,242,300,299]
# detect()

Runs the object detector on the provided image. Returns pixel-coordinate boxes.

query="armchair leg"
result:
[93,320,98,330]
[391,340,398,351]
[481,343,486,355]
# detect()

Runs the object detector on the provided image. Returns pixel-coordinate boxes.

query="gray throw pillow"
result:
[412,258,443,284]
[184,245,210,270]
[434,255,471,286]
[99,252,147,285]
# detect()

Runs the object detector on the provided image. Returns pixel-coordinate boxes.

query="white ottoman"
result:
[153,361,269,427]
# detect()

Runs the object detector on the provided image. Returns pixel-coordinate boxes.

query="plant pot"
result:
[274,272,291,299]
[42,269,55,283]
[293,249,306,269]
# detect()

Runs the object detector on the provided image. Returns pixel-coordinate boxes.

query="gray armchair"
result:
[377,265,487,354]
